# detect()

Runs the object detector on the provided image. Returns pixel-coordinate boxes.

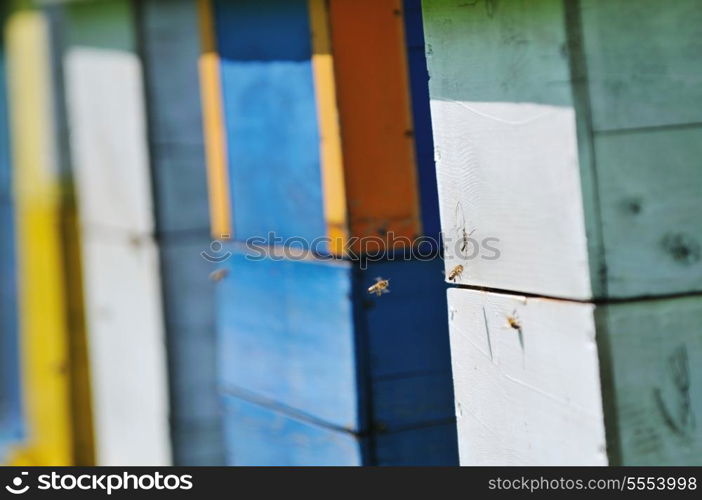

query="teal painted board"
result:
[138,0,224,465]
[594,128,702,298]
[216,250,360,431]
[221,395,364,466]
[580,0,702,131]
[598,295,702,465]
[214,0,325,245]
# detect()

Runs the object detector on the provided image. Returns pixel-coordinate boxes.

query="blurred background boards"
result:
[1,3,91,465]
[137,0,224,465]
[202,0,457,464]
[61,0,170,465]
[0,13,23,461]
[425,0,702,464]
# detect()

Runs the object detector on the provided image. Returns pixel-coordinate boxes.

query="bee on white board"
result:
[367,277,390,297]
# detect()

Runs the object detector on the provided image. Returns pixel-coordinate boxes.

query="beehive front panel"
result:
[213,0,326,245]
[216,251,361,431]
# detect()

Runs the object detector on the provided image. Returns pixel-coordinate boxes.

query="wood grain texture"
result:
[329,0,420,242]
[138,0,224,465]
[593,128,702,298]
[598,296,702,465]
[424,0,592,300]
[579,0,702,131]
[63,0,170,465]
[447,288,607,465]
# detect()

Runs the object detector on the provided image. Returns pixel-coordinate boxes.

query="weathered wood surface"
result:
[424,0,702,300]
[63,0,170,465]
[424,0,592,300]
[598,296,702,465]
[447,288,607,465]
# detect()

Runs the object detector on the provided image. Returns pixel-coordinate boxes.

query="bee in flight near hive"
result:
[448,264,464,282]
[368,277,390,297]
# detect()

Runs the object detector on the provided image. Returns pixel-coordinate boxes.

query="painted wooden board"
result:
[593,128,702,298]
[3,8,77,466]
[0,40,22,454]
[78,233,170,465]
[403,0,441,240]
[375,422,458,466]
[62,0,170,465]
[579,0,702,132]
[447,288,607,465]
[328,0,420,242]
[213,0,326,245]
[423,0,592,300]
[598,296,702,465]
[222,394,363,466]
[222,393,456,466]
[216,251,359,430]
[138,0,224,465]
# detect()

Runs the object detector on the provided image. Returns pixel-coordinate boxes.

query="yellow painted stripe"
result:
[308,0,348,256]
[4,10,74,465]
[197,0,232,240]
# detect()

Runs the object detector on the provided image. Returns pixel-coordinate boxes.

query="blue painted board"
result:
[216,249,360,431]
[363,257,451,377]
[217,251,455,434]
[403,0,441,240]
[0,42,22,458]
[214,0,325,245]
[222,395,364,466]
[376,422,458,466]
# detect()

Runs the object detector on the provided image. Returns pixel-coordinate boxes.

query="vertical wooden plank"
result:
[0,24,23,459]
[4,8,74,465]
[308,0,348,255]
[328,0,421,242]
[598,297,702,465]
[197,0,231,239]
[138,0,224,465]
[447,288,607,465]
[63,0,170,465]
[212,0,326,245]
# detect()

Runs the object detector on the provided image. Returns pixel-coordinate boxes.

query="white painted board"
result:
[447,287,607,465]
[63,0,171,465]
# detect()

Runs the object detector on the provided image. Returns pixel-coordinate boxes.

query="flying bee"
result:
[368,277,390,297]
[448,264,464,282]
[209,268,229,282]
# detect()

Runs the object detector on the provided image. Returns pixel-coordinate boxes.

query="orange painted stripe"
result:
[308,0,348,255]
[197,0,232,240]
[328,0,421,244]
